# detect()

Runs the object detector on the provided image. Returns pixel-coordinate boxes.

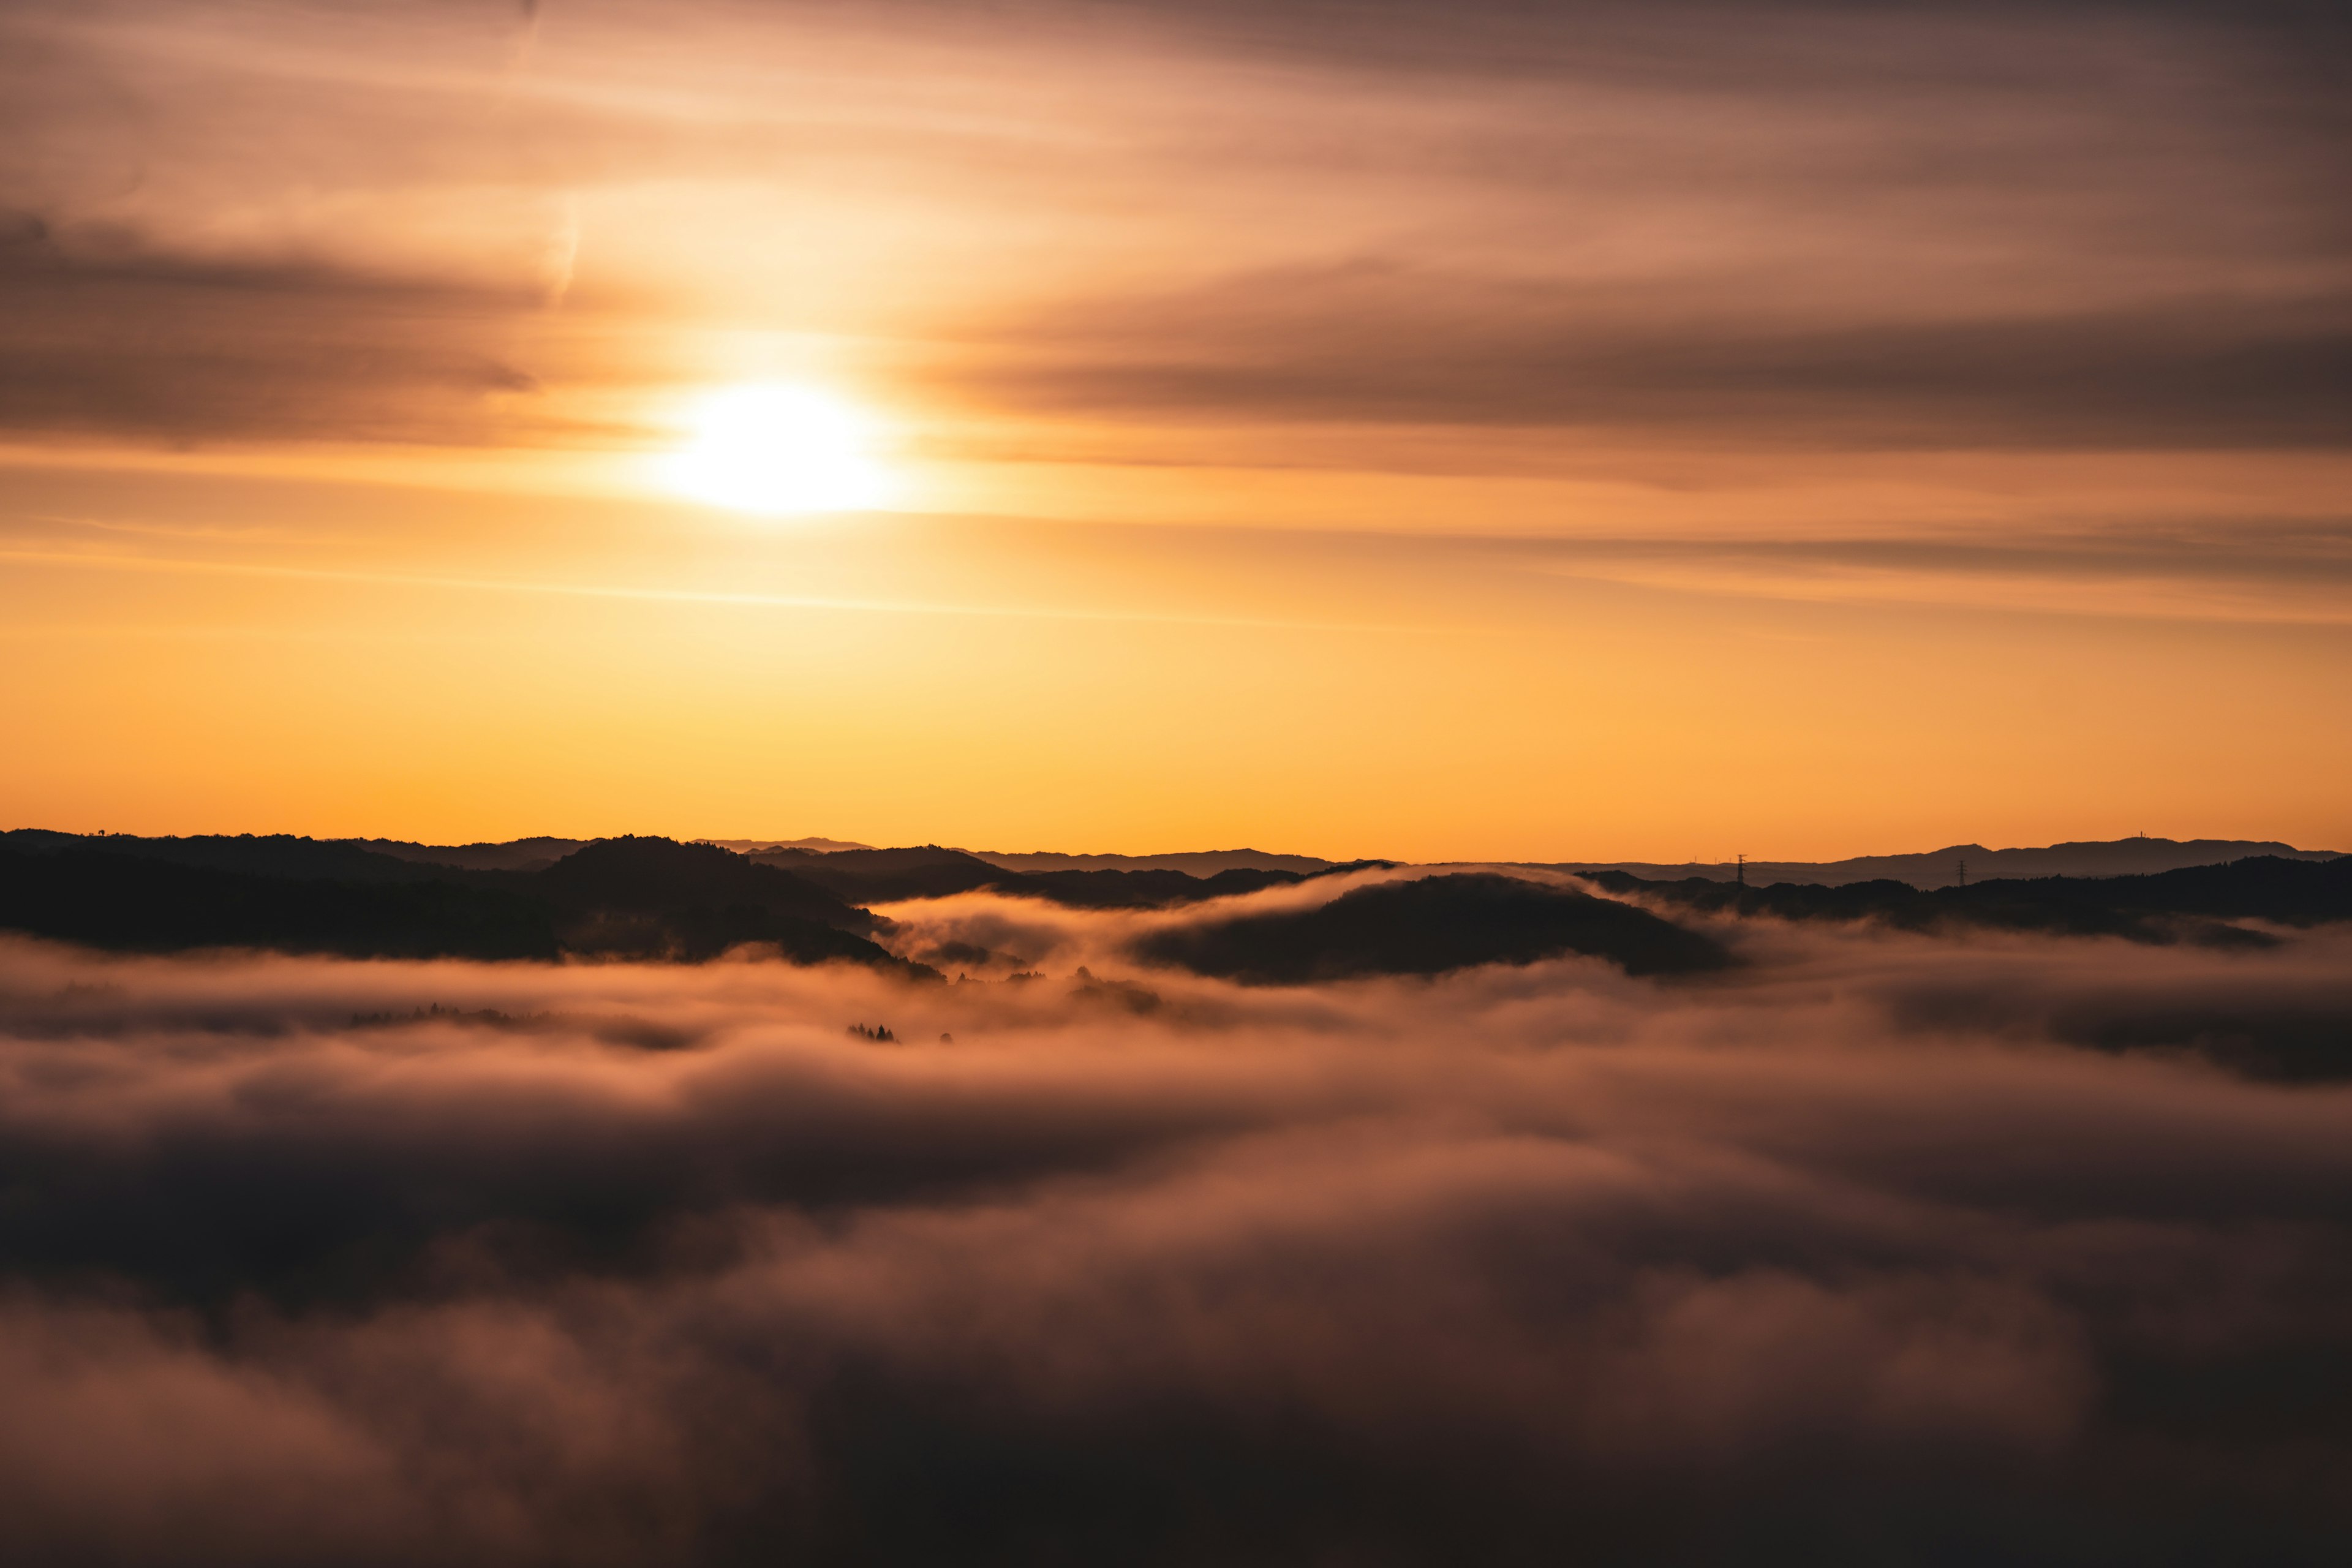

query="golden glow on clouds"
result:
[663,384,897,516]
[0,1,2345,854]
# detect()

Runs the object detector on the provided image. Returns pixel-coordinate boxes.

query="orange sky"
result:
[2,0,2347,859]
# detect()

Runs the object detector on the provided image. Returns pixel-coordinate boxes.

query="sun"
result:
[665,383,896,515]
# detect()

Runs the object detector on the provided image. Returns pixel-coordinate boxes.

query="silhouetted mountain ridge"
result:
[1550,836,2344,889]
[7,830,2343,983]
[1583,854,2352,944]
[1,829,458,883]
[0,848,562,960]
[0,834,922,973]
[352,836,586,872]
[533,837,874,928]
[1019,865,1370,909]
[1137,873,1731,984]
[751,845,1009,902]
[970,848,1335,875]
[750,844,1392,910]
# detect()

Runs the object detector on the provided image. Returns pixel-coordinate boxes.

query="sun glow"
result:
[665,383,896,515]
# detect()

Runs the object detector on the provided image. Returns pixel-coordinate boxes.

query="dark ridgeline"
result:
[0,848,563,961]
[0,832,924,974]
[1580,854,2352,945]
[529,835,880,932]
[971,848,1335,875]
[0,832,1699,982]
[0,828,468,883]
[1550,836,2348,889]
[3,832,2345,997]
[751,842,1390,909]
[752,845,1011,902]
[0,831,1385,973]
[525,836,912,966]
[353,835,586,872]
[1136,872,1732,982]
[1020,865,1347,908]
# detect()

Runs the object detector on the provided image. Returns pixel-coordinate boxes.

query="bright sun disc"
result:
[666,383,895,515]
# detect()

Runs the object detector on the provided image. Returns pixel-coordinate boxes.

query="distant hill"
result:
[971,848,1336,875]
[0,829,1359,939]
[1016,866,1341,909]
[0,834,924,973]
[10,829,2342,984]
[2,829,459,883]
[0,848,563,960]
[0,831,611,878]
[532,836,884,940]
[1547,837,2345,889]
[1581,854,2352,946]
[748,845,1382,909]
[748,845,1009,903]
[701,836,875,854]
[349,837,587,872]
[1136,873,1730,984]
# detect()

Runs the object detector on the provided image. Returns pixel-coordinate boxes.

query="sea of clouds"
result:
[2,886,2349,1564]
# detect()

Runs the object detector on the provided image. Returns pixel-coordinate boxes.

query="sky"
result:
[2,0,2347,859]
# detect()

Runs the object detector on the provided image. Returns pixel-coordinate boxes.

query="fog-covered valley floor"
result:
[2,886,2350,1564]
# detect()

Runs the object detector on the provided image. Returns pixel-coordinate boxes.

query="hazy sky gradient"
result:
[2,0,2346,856]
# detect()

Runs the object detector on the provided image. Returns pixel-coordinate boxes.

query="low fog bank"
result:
[2,917,2350,1564]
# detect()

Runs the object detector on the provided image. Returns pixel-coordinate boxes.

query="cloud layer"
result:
[4,0,2346,458]
[3,903,2350,1563]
